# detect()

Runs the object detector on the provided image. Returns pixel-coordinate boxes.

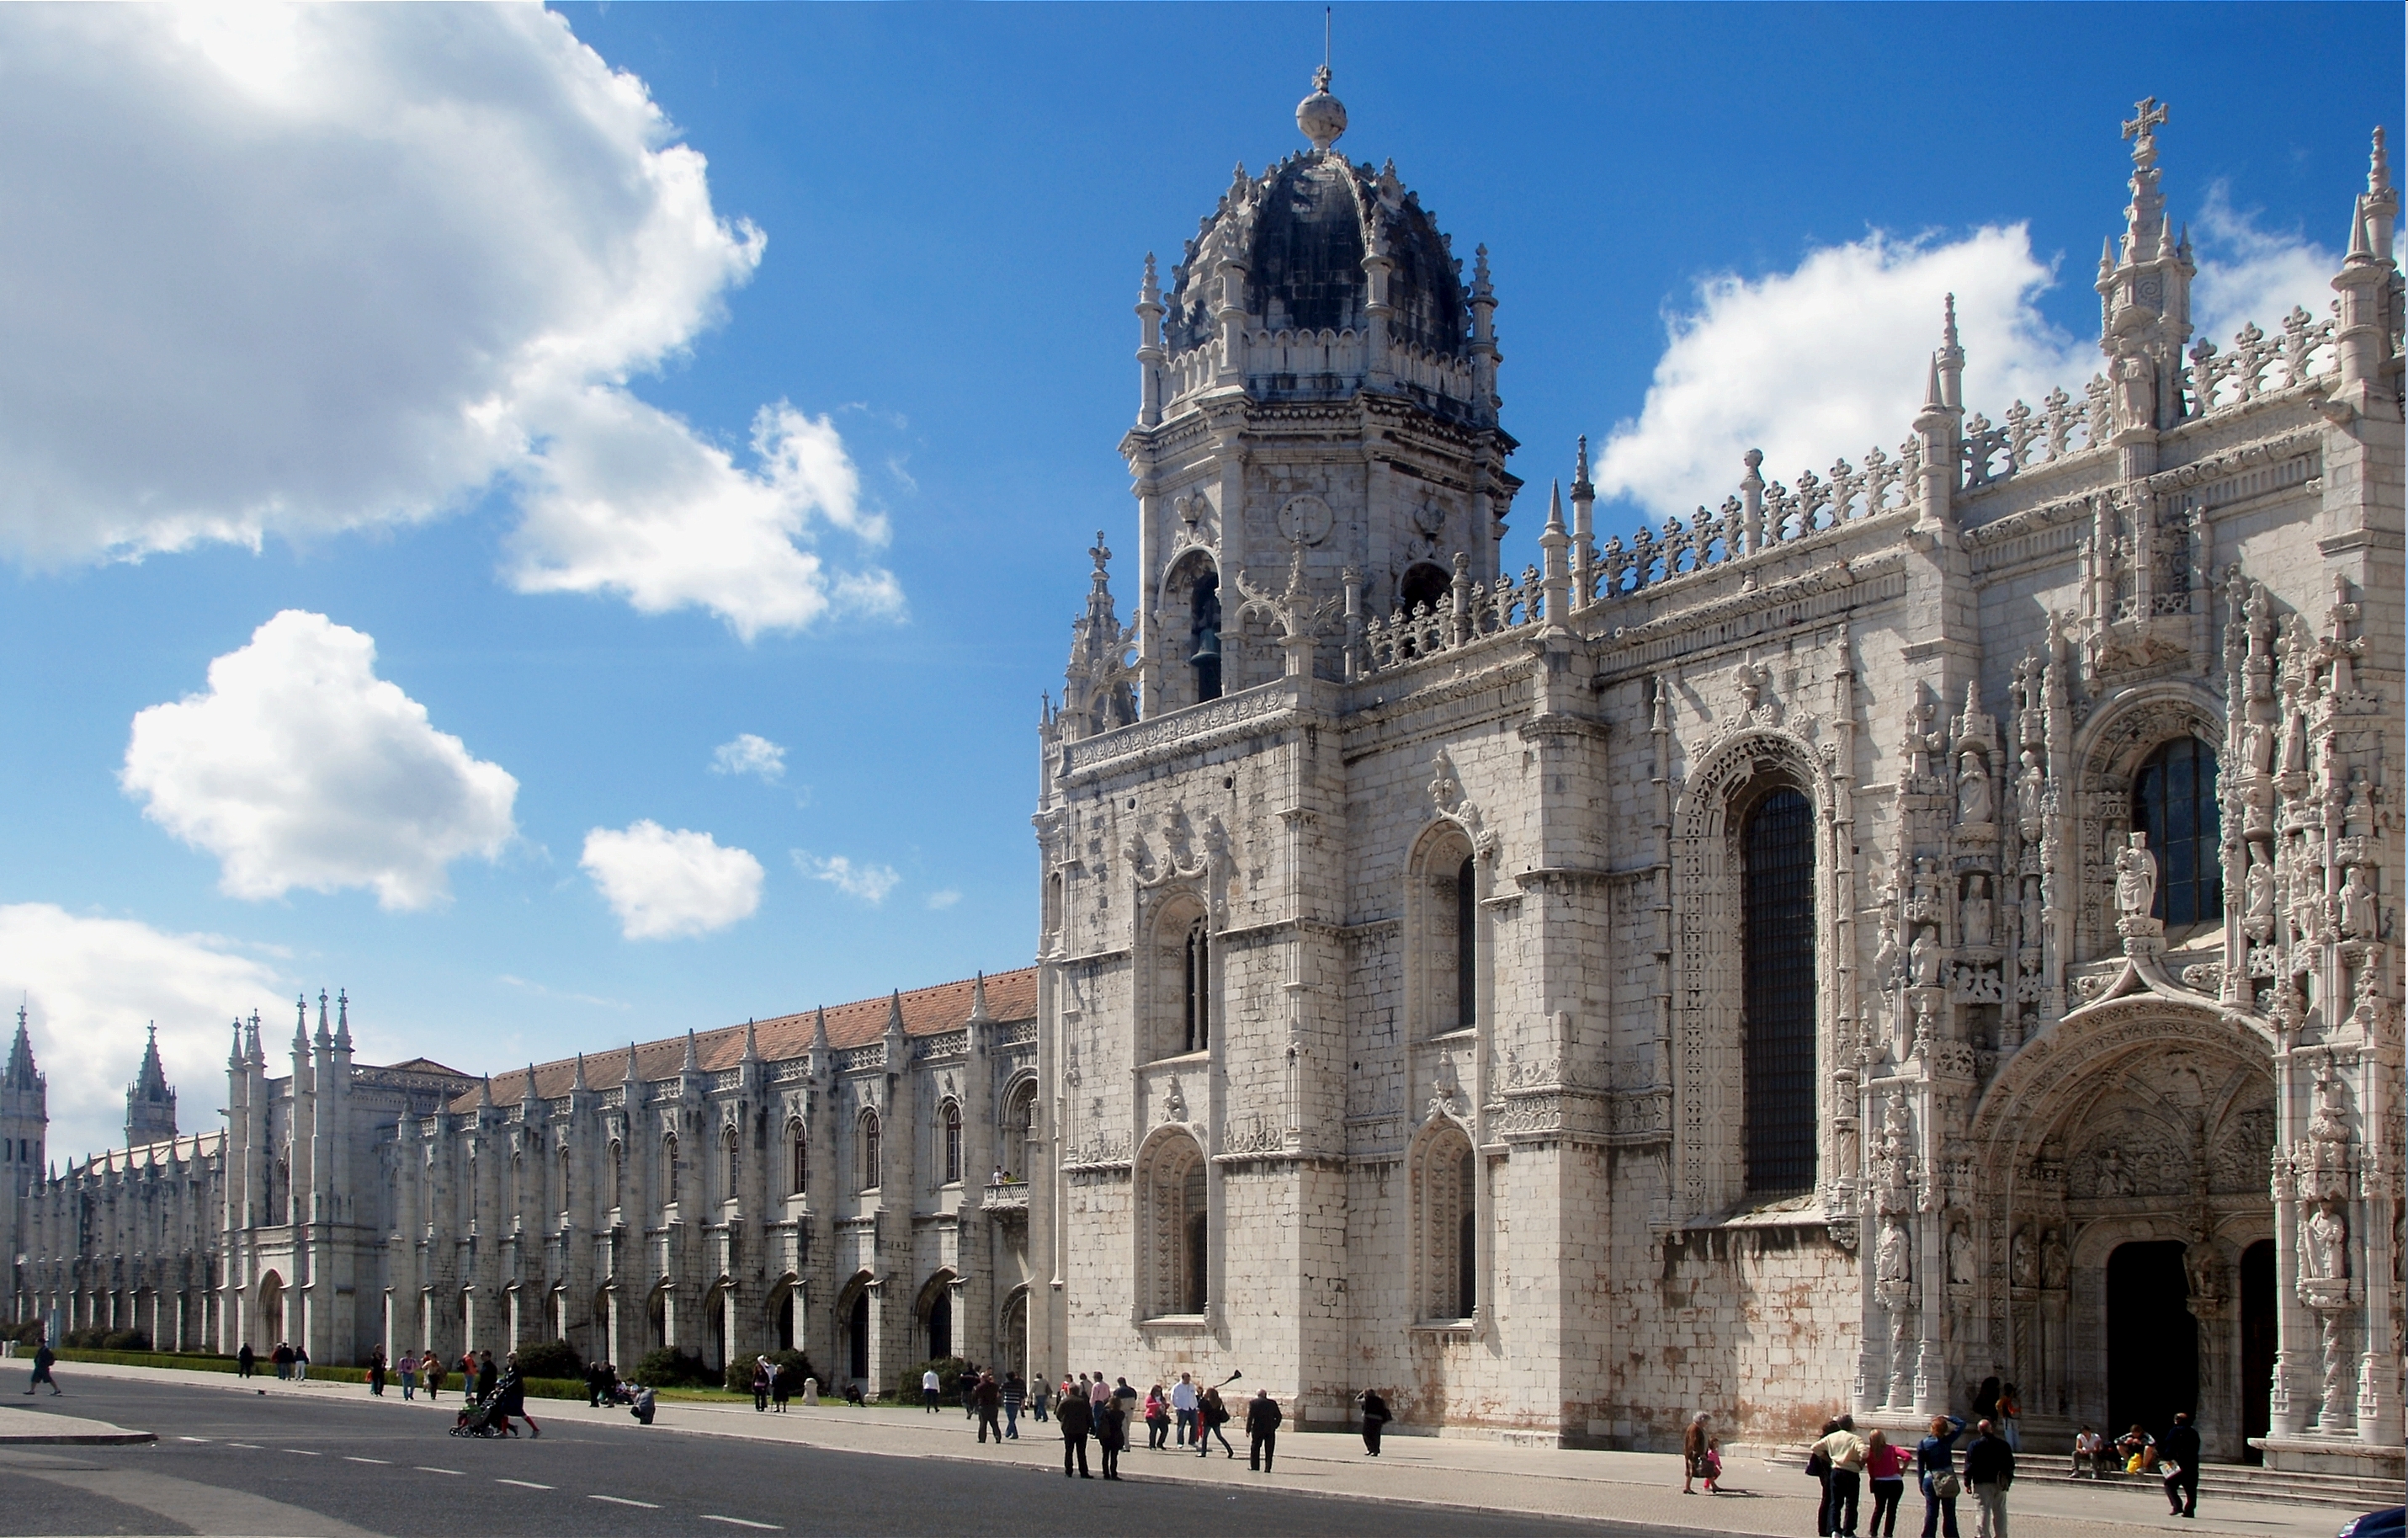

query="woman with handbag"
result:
[1918,1413,1967,1538]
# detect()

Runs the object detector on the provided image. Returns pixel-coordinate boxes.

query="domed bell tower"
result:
[1121,67,1519,715]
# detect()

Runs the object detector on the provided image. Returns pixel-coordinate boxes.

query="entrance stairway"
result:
[1762,1446,2399,1514]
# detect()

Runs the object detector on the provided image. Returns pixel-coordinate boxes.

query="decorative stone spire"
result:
[2332,124,2401,390]
[680,1029,700,1075]
[624,1040,641,1086]
[1296,64,1346,154]
[476,1074,494,1110]
[571,1051,588,1093]
[333,990,352,1051]
[228,1019,246,1072]
[1063,530,1135,738]
[1539,479,1571,626]
[742,1019,759,1062]
[293,995,311,1053]
[2095,97,2193,437]
[315,990,332,1047]
[1136,251,1166,428]
[969,971,991,1024]
[1937,292,1964,410]
[811,1006,831,1056]
[884,989,907,1051]
[8,1006,41,1093]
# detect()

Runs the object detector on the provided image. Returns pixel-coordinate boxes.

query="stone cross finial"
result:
[1089,530,1110,577]
[2122,96,2169,161]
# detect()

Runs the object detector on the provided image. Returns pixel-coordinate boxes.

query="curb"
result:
[0,1429,157,1445]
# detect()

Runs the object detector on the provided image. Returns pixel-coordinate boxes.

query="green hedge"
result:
[49,1349,588,1402]
[56,1348,237,1374]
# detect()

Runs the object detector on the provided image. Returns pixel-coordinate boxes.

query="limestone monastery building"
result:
[8,81,2402,1482]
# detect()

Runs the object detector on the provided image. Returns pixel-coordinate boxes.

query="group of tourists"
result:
[746,1356,802,1412]
[2070,1414,2203,1515]
[230,1340,311,1381]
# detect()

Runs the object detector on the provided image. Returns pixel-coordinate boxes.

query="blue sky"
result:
[0,3,2392,1159]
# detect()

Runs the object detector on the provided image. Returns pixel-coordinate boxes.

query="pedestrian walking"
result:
[475,1349,497,1402]
[1866,1429,1909,1538]
[975,1371,1004,1445]
[1811,1417,1842,1535]
[237,1342,255,1381]
[1171,1371,1198,1445]
[1198,1384,1234,1457]
[1245,1386,1282,1471]
[2157,1412,2201,1518]
[771,1362,791,1413]
[368,1347,386,1397]
[272,1341,293,1380]
[1998,1384,2022,1453]
[1097,1392,1127,1480]
[24,1340,59,1396]
[1089,1371,1110,1414]
[752,1357,771,1412]
[1001,1370,1024,1438]
[423,1354,444,1402]
[399,1350,418,1400]
[1963,1418,2014,1538]
[1144,1384,1169,1450]
[1358,1388,1391,1456]
[922,1365,942,1412]
[1029,1375,1049,1424]
[1812,1416,1868,1538]
[1969,1376,2000,1427]
[294,1344,309,1382]
[1917,1413,1966,1538]
[1058,1386,1093,1478]
[2070,1426,2104,1478]
[1683,1411,1720,1494]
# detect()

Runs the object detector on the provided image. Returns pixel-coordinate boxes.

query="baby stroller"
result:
[449,1393,506,1438]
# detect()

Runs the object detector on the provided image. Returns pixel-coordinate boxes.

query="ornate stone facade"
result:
[1031,85,2401,1475]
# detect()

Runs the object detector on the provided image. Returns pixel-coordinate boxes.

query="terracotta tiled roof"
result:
[452,967,1037,1114]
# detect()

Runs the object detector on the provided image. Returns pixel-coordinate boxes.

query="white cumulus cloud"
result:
[796,852,901,907]
[710,732,787,782]
[1592,210,2338,522]
[0,903,287,1161]
[582,821,763,939]
[0,5,896,636]
[122,611,518,910]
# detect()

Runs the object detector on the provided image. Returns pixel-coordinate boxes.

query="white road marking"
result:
[699,1519,780,1530]
[226,1442,262,1450]
[177,1436,210,1443]
[282,1450,321,1456]
[497,1478,554,1491]
[343,1456,391,1465]
[590,1496,660,1509]
[414,1466,465,1476]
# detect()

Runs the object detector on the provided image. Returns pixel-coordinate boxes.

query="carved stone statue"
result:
[1910,926,1943,988]
[2010,1227,2038,1289]
[2301,1199,2348,1281]
[2308,1067,2351,1147]
[2246,846,2278,938]
[2016,748,2046,838]
[2114,833,2159,920]
[1162,1076,1188,1122]
[2344,769,2373,840]
[1947,1221,1975,1285]
[2041,1230,2070,1289]
[1908,858,1942,923]
[1873,912,1901,988]
[1961,875,1995,950]
[2097,1146,2134,1196]
[2339,865,2377,939]
[2113,349,2154,433]
[1958,750,1994,826]
[1876,1216,1912,1288]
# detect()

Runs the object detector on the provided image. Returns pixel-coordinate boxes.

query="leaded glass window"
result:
[2131,737,2221,929]
[1742,787,1816,1195]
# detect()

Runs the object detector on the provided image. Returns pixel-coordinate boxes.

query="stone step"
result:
[1763,1446,2398,1514]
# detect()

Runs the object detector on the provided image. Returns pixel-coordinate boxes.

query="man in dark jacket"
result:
[1246,1387,1283,1471]
[2157,1413,2202,1518]
[1962,1418,2016,1538]
[1057,1387,1092,1478]
[24,1341,60,1395]
[975,1372,1003,1445]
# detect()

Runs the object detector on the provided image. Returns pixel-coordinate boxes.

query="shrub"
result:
[899,1355,969,1402]
[101,1330,151,1353]
[630,1348,714,1388]
[8,1321,44,1345]
[512,1338,582,1381]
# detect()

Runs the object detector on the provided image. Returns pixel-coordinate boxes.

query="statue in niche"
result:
[2301,1199,2348,1280]
[2114,833,2159,920]
[2019,880,2044,950]
[1962,875,1995,950]
[1876,1217,1912,1288]
[2344,770,2373,840]
[1957,749,1994,827]
[2308,1067,2351,1146]
[2339,865,2377,939]
[2010,1227,2039,1289]
[1911,926,1944,988]
[2246,847,2278,938]
[1162,1077,1188,1123]
[2016,749,2046,838]
[2041,1231,2070,1289]
[2097,1146,2134,1197]
[1873,910,1901,989]
[2113,350,2154,433]
[2245,720,2276,776]
[1947,1221,1975,1285]
[1908,858,1942,923]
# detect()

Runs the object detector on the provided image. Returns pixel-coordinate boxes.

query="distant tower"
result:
[1,1008,47,1278]
[125,1024,177,1147]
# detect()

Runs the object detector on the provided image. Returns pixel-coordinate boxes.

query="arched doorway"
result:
[2108,1241,2197,1437]
[2240,1240,2276,1462]
[926,1290,952,1361]
[846,1291,869,1382]
[257,1272,284,1344]
[999,1288,1029,1383]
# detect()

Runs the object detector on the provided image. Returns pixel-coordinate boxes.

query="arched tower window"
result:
[1741,786,1816,1195]
[1189,572,1222,703]
[1455,855,1477,1030]
[1399,561,1450,617]
[1004,1081,1039,1182]
[661,1134,680,1209]
[2131,737,2222,929]
[722,1126,740,1201]
[608,1140,625,1210]
[788,1120,807,1197]
[558,1145,571,1217]
[940,1101,963,1185]
[1183,919,1211,1055]
[858,1112,881,1193]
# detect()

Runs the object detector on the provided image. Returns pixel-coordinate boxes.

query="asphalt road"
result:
[0,1376,1644,1537]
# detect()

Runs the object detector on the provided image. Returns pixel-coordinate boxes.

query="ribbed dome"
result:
[1163,152,1470,365]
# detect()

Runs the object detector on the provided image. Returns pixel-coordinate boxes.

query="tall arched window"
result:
[1417,1128,1478,1320]
[2131,737,2222,929]
[1190,572,1222,702]
[940,1101,963,1185]
[1455,855,1477,1030]
[661,1134,680,1209]
[1183,920,1211,1054]
[1143,1136,1208,1317]
[559,1146,571,1219]
[609,1141,625,1210]
[1182,1164,1208,1313]
[858,1112,881,1193]
[722,1127,740,1201]
[1456,1146,1478,1317]
[788,1120,808,1197]
[1741,786,1816,1195]
[1005,1081,1039,1182]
